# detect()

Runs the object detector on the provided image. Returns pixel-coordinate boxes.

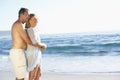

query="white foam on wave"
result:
[0,55,13,71]
[1,54,120,74]
[42,55,120,73]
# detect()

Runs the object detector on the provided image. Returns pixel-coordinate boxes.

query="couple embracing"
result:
[9,8,47,80]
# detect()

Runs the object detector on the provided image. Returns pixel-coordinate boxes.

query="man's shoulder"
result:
[12,21,22,29]
[13,21,21,26]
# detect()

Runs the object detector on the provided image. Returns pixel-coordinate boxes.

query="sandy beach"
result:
[0,71,120,80]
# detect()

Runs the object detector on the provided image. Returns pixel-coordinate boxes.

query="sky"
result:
[0,0,120,34]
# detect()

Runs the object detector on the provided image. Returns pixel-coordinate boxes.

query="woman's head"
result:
[25,13,38,28]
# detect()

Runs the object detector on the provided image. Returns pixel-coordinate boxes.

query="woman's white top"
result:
[25,27,41,72]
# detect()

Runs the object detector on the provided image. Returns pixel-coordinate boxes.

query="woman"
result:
[25,13,47,80]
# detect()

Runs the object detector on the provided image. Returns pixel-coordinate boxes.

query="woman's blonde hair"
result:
[25,13,35,28]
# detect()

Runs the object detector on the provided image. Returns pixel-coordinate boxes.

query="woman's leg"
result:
[29,70,35,80]
[35,67,41,80]
[29,65,38,80]
[29,65,41,80]
[16,78,24,80]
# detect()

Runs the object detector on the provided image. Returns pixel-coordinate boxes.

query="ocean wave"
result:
[1,33,120,56]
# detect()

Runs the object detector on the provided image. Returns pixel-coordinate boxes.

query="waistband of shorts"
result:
[10,49,25,52]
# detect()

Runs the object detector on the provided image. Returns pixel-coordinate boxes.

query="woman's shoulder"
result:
[27,27,32,30]
[27,27,34,32]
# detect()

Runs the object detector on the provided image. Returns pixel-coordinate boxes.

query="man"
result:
[10,8,32,80]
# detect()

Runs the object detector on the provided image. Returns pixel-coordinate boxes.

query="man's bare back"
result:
[11,21,27,49]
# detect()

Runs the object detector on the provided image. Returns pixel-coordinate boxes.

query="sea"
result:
[0,31,120,74]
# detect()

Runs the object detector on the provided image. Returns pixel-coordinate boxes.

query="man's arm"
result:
[17,23,32,45]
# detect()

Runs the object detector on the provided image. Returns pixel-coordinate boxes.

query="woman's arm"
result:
[33,42,47,51]
[27,28,47,51]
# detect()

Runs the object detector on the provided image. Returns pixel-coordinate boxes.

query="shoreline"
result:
[0,71,120,80]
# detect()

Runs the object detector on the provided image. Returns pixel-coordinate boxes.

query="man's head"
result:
[18,8,29,23]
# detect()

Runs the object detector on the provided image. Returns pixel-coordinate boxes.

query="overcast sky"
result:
[0,0,120,34]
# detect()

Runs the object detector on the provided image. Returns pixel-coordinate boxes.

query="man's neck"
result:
[18,18,24,24]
